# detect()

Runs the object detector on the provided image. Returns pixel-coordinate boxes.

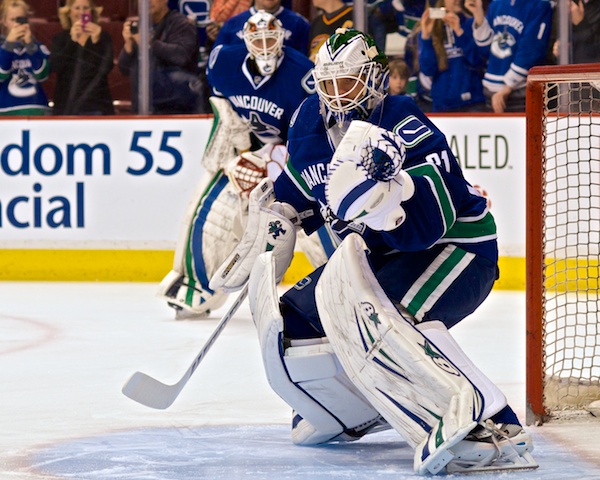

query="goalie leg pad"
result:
[314,233,485,474]
[158,171,243,315]
[249,251,386,446]
[417,320,507,421]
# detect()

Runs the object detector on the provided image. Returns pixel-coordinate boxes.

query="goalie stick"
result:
[122,284,249,409]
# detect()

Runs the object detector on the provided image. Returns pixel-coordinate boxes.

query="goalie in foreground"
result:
[210,29,537,474]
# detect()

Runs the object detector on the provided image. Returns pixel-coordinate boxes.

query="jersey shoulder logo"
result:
[393,115,433,148]
[208,44,223,70]
[301,70,316,94]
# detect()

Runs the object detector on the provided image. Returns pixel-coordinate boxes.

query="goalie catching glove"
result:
[225,150,268,197]
[225,144,287,197]
[325,120,415,231]
[209,178,298,292]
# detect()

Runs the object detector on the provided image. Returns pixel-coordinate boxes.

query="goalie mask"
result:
[313,28,389,124]
[243,10,285,76]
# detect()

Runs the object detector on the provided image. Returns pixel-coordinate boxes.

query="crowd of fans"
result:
[1,0,599,116]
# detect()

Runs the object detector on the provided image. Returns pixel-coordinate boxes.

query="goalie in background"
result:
[210,28,537,474]
[157,11,317,319]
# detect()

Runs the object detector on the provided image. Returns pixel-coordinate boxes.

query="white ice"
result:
[1,282,599,479]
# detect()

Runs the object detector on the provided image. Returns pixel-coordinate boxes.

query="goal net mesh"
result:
[537,78,600,417]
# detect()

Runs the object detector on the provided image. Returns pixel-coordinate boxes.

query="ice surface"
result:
[1,283,599,479]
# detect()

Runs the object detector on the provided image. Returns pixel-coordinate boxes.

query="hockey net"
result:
[526,64,600,425]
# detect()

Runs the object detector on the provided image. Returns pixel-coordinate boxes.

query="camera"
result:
[81,12,91,27]
[15,16,28,24]
[130,20,139,34]
[429,7,447,19]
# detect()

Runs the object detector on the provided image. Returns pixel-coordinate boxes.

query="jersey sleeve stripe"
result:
[406,163,456,233]
[283,161,316,201]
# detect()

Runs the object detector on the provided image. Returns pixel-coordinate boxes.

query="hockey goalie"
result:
[209,28,538,474]
[157,11,330,318]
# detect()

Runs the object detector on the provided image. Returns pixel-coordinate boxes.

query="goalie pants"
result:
[281,243,499,339]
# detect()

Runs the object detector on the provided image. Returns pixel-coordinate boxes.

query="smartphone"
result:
[130,20,139,34]
[15,16,28,24]
[81,12,91,27]
[429,7,447,19]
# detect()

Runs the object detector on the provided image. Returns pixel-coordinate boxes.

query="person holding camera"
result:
[416,0,487,112]
[0,0,50,115]
[118,0,201,114]
[49,0,115,115]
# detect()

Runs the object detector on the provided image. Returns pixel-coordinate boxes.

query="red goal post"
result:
[526,63,600,425]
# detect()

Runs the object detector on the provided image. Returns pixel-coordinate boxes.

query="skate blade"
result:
[446,451,539,474]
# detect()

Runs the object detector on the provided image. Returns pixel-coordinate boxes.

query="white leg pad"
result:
[417,321,507,421]
[315,233,485,474]
[158,170,244,315]
[249,251,385,446]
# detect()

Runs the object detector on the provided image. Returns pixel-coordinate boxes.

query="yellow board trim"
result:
[0,250,174,282]
[0,249,527,290]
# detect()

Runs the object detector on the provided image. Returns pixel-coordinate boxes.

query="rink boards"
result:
[0,114,528,287]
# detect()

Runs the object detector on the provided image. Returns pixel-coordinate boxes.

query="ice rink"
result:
[1,282,600,479]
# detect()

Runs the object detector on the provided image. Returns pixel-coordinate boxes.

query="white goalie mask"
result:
[242,11,285,76]
[313,28,389,123]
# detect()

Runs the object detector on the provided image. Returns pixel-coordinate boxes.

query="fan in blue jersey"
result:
[416,0,487,112]
[213,0,310,54]
[0,0,50,116]
[469,0,553,113]
[209,28,539,475]
[157,11,317,319]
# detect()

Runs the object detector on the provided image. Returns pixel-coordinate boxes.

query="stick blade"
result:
[121,371,179,410]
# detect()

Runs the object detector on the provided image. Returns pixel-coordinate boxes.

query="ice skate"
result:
[446,420,538,473]
[291,411,390,445]
[159,272,227,320]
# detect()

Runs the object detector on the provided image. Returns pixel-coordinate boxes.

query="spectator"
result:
[392,0,426,38]
[417,0,486,112]
[213,0,310,55]
[118,0,201,114]
[560,0,600,64]
[470,0,553,113]
[403,22,433,111]
[50,0,114,115]
[388,57,409,94]
[170,0,221,114]
[0,0,49,115]
[308,0,353,61]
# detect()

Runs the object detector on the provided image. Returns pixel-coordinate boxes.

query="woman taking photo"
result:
[50,0,114,115]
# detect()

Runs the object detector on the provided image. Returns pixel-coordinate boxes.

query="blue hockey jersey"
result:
[0,38,50,115]
[418,16,486,112]
[274,94,498,264]
[206,43,315,145]
[213,6,310,55]
[473,0,552,92]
